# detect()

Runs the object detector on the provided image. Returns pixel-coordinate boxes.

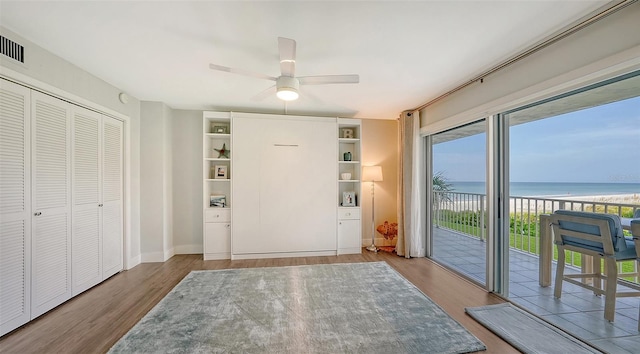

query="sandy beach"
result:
[439,193,640,214]
[509,193,640,214]
[553,193,640,205]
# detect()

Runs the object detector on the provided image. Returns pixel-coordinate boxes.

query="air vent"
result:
[0,35,25,63]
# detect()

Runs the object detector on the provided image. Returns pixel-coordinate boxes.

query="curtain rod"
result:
[410,0,636,113]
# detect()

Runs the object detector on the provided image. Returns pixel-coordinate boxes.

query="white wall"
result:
[0,26,142,268]
[361,119,399,247]
[171,109,203,254]
[420,2,640,133]
[140,102,174,262]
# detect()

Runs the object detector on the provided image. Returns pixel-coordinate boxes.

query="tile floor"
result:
[432,227,640,354]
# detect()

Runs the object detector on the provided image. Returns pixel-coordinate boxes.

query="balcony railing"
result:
[433,191,640,281]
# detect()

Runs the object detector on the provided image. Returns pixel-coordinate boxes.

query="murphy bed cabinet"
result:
[202,112,361,260]
[0,79,124,336]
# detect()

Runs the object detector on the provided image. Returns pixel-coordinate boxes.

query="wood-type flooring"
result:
[0,251,518,353]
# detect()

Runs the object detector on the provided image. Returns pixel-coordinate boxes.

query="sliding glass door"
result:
[430,120,487,287]
[427,71,640,299]
[504,70,640,304]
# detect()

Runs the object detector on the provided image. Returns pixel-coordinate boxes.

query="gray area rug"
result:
[465,303,603,354]
[110,262,486,353]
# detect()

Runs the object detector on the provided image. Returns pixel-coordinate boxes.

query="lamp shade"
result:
[362,165,383,182]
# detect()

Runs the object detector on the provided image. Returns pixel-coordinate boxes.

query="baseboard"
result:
[174,244,203,254]
[127,255,141,269]
[231,250,336,260]
[204,252,231,260]
[141,251,167,263]
[337,247,362,255]
[164,247,175,261]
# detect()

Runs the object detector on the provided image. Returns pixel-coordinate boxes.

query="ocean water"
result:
[449,182,640,197]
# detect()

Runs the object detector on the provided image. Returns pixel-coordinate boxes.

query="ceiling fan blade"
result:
[251,85,276,101]
[278,37,296,77]
[209,63,276,81]
[298,74,360,85]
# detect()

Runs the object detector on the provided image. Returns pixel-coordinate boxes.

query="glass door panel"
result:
[505,71,640,306]
[430,119,487,286]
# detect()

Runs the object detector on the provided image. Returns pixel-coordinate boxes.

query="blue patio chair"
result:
[551,210,640,324]
[634,209,640,219]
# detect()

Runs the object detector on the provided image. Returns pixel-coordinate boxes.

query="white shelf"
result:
[338,160,360,164]
[339,138,360,143]
[205,158,231,161]
[205,179,230,182]
[205,133,230,138]
[339,180,359,183]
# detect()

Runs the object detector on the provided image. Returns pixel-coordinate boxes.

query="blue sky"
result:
[433,95,640,183]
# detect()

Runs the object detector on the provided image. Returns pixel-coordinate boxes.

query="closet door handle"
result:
[34,212,42,216]
[98,204,104,207]
[274,144,299,147]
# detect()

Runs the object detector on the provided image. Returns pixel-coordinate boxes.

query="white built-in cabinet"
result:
[0,79,124,336]
[337,118,362,255]
[202,112,231,260]
[201,112,361,260]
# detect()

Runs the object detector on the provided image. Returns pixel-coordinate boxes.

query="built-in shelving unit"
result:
[337,118,362,254]
[203,111,232,260]
[338,119,361,206]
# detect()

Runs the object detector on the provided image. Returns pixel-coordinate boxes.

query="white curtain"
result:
[396,110,424,258]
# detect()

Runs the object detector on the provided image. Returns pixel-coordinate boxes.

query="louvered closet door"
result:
[101,116,123,279]
[30,91,72,319]
[0,79,31,336]
[71,107,102,295]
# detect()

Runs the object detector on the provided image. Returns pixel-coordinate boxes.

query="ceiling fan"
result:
[209,37,359,101]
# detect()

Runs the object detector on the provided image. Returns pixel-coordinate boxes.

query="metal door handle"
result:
[34,212,42,216]
[98,204,104,207]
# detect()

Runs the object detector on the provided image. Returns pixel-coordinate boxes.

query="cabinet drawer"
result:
[338,208,360,220]
[205,208,231,222]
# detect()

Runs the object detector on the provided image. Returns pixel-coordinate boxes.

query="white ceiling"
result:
[0,1,609,119]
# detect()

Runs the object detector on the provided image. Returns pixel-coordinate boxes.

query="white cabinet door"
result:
[30,91,72,319]
[0,79,31,336]
[101,116,123,279]
[71,106,102,296]
[338,219,361,254]
[233,115,337,255]
[204,222,230,260]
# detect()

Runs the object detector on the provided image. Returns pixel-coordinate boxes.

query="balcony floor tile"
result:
[432,227,640,350]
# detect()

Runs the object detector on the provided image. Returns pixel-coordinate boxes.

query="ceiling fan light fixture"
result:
[276,87,299,101]
[276,76,300,101]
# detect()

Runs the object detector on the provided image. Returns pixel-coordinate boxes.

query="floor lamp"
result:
[362,166,383,252]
